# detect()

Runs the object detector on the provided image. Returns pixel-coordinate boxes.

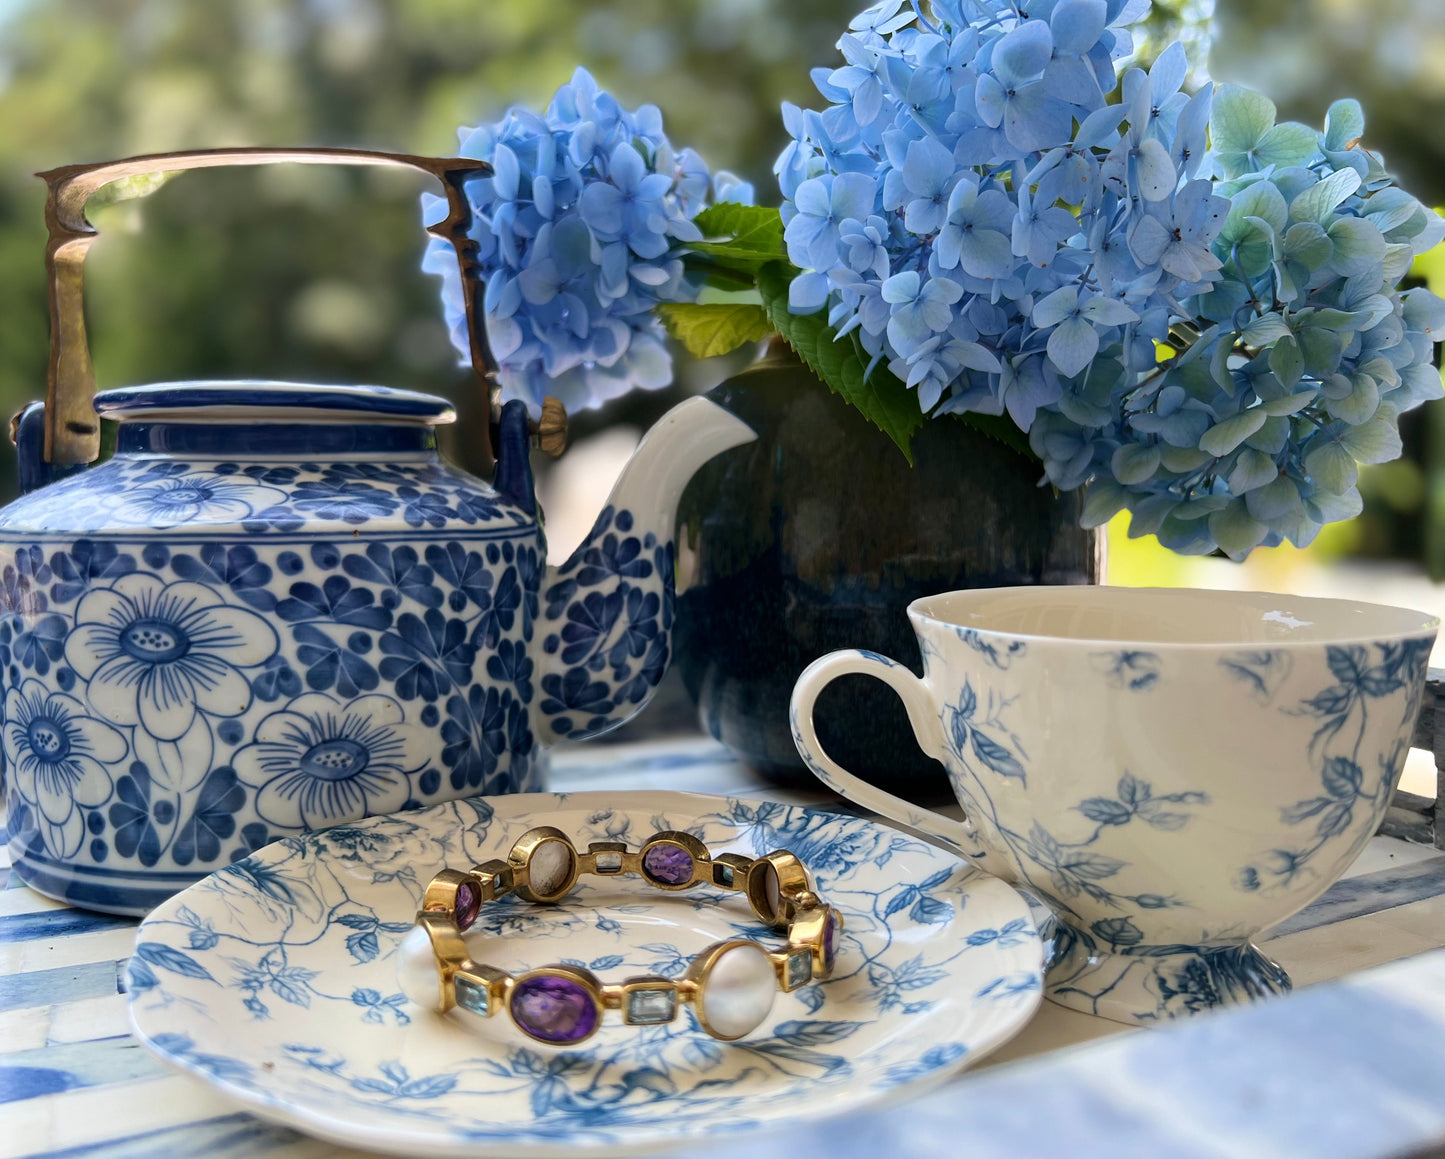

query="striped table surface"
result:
[3,737,1444,1159]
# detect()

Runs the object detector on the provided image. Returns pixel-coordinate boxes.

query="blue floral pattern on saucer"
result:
[126,791,1042,1157]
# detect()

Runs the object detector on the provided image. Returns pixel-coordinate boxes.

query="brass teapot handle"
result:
[39,147,498,466]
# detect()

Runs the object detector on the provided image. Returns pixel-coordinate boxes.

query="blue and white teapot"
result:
[0,148,753,913]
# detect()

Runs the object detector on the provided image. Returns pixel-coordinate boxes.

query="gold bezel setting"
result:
[404,827,839,1045]
[508,826,580,903]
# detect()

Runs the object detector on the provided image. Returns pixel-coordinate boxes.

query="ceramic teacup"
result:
[790,586,1437,1025]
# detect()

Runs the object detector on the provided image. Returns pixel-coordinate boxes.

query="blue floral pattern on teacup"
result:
[927,637,1431,1022]
[1237,639,1433,894]
[126,792,1043,1150]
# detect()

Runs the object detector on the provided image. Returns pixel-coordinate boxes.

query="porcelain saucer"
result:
[126,791,1042,1157]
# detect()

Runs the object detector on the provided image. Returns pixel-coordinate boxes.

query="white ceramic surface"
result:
[125,790,1043,1157]
[790,586,1438,1024]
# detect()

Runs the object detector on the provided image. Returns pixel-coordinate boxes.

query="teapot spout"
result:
[533,396,754,745]
[598,397,756,560]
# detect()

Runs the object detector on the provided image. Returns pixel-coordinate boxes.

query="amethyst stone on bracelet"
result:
[823,909,840,973]
[400,826,843,1044]
[511,974,600,1044]
[453,881,481,931]
[641,841,695,886]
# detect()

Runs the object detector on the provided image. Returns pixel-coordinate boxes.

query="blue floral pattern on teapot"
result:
[0,381,754,914]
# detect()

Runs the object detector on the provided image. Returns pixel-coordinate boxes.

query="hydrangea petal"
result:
[1304,439,1360,492]
[1208,499,1270,559]
[993,20,1054,86]
[1199,409,1268,456]
[1051,0,1108,55]
[1135,138,1176,201]
[790,271,831,313]
[1047,316,1100,377]
[957,229,1014,279]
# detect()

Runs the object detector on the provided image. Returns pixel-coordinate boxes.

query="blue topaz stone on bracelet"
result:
[395,826,843,1044]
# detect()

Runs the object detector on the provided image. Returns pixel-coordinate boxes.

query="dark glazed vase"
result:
[674,346,1103,799]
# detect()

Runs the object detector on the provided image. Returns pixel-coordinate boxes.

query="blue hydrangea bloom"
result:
[781,2,1445,558]
[423,67,751,415]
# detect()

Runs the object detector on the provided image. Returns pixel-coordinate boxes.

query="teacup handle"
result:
[790,650,980,857]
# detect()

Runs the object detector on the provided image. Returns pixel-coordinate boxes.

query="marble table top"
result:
[3,736,1444,1159]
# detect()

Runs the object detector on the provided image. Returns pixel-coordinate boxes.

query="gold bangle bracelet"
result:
[396,826,842,1045]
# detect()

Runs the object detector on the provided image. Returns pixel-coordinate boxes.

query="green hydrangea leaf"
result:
[656,302,772,359]
[756,262,926,462]
[753,263,1037,464]
[688,204,788,271]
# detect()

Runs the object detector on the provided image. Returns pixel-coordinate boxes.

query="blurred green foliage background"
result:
[0,0,1441,570]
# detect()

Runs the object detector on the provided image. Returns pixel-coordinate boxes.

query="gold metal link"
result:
[710,852,753,891]
[468,859,514,902]
[579,841,634,877]
[452,963,510,1019]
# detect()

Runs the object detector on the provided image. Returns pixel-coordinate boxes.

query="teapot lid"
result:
[93,381,456,425]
